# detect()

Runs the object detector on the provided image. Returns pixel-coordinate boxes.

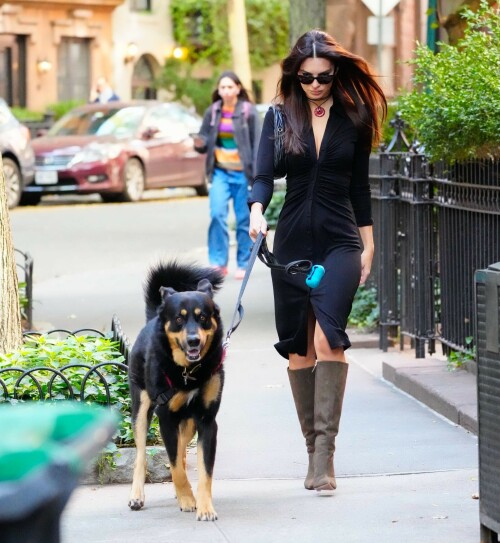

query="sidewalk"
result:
[61,338,480,543]
[347,331,478,436]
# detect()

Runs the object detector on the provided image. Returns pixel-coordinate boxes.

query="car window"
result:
[143,104,200,141]
[163,104,201,132]
[48,107,145,137]
[0,101,16,129]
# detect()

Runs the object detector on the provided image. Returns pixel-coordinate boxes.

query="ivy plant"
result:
[169,0,289,69]
[163,0,289,112]
[397,1,500,162]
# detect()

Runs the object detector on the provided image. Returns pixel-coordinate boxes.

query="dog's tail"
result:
[144,261,224,321]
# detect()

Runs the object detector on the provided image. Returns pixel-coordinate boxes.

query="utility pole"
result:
[227,0,253,96]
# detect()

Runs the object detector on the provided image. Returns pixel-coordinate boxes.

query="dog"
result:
[127,261,225,521]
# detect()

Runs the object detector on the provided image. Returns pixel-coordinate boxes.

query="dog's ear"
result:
[160,286,177,300]
[197,278,214,298]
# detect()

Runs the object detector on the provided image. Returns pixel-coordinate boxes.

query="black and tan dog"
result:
[127,261,225,521]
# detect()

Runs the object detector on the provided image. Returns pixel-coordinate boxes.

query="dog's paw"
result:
[197,506,218,521]
[178,494,197,512]
[128,499,144,511]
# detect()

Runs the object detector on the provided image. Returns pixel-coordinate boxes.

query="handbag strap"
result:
[272,105,285,169]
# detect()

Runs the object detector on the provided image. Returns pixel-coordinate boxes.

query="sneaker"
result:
[234,268,246,280]
[212,265,228,277]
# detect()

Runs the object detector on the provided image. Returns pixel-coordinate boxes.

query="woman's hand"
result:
[358,225,374,285]
[360,248,373,285]
[249,203,268,242]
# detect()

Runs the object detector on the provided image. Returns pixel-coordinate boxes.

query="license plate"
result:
[35,170,58,185]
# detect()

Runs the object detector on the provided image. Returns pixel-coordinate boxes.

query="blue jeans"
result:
[208,168,252,269]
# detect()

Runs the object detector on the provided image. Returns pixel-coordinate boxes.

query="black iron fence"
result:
[0,316,131,404]
[371,124,500,358]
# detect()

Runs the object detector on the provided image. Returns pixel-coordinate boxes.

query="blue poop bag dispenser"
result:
[305,265,325,289]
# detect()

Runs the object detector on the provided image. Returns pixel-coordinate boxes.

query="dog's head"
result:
[159,279,221,367]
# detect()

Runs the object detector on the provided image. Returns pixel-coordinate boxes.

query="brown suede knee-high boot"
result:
[287,367,316,490]
[313,361,348,491]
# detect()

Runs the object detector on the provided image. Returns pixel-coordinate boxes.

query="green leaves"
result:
[348,286,379,331]
[0,335,160,447]
[398,2,500,161]
[170,0,288,69]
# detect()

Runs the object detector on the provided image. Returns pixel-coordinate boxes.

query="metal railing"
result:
[371,119,500,358]
[0,315,131,404]
[15,248,34,330]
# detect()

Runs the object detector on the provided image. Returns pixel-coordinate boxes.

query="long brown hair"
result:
[211,71,252,103]
[276,30,387,155]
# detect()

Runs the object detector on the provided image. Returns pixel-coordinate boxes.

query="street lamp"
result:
[124,42,139,64]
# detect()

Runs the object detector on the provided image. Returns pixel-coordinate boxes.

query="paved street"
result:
[9,195,480,542]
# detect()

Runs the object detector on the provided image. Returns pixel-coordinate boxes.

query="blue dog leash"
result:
[223,231,325,350]
[223,231,265,349]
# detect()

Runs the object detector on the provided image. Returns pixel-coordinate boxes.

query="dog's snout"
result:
[187,335,201,348]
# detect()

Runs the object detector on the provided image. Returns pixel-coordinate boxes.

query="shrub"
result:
[397,1,500,161]
[156,59,218,114]
[46,99,86,120]
[264,189,285,228]
[348,285,379,331]
[10,107,45,122]
[0,334,160,447]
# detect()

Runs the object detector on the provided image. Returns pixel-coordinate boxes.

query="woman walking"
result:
[194,71,261,279]
[249,30,386,491]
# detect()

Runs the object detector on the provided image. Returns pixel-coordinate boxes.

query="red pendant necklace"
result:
[309,97,330,117]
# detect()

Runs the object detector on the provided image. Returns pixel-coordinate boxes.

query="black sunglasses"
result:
[297,73,335,85]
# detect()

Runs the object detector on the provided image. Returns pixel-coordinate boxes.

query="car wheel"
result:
[121,158,145,202]
[19,193,42,206]
[194,175,209,197]
[2,157,23,209]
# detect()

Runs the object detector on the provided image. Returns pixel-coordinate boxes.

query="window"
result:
[57,38,90,102]
[0,34,27,107]
[130,0,151,11]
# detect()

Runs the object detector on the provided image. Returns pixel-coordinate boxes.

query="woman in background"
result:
[194,71,261,279]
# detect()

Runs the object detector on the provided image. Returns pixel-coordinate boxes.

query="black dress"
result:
[249,104,373,359]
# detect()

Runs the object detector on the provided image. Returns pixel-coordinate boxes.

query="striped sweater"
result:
[214,106,243,171]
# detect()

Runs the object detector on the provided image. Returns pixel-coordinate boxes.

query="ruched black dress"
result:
[249,104,373,359]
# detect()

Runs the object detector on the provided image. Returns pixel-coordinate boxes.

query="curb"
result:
[381,352,478,435]
[80,446,171,485]
[348,329,380,349]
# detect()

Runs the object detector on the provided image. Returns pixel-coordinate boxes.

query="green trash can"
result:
[0,402,118,543]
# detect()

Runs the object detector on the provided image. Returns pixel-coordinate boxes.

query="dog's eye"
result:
[175,316,183,325]
[199,315,207,323]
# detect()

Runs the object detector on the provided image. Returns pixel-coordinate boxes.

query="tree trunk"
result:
[0,157,22,354]
[289,0,326,46]
[227,0,253,97]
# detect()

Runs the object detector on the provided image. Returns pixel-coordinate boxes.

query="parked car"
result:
[24,100,207,205]
[0,98,35,209]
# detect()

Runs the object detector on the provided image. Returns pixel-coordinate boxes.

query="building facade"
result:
[0,0,431,113]
[0,0,124,111]
[0,0,173,111]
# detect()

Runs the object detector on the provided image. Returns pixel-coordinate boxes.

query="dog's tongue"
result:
[187,349,201,362]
